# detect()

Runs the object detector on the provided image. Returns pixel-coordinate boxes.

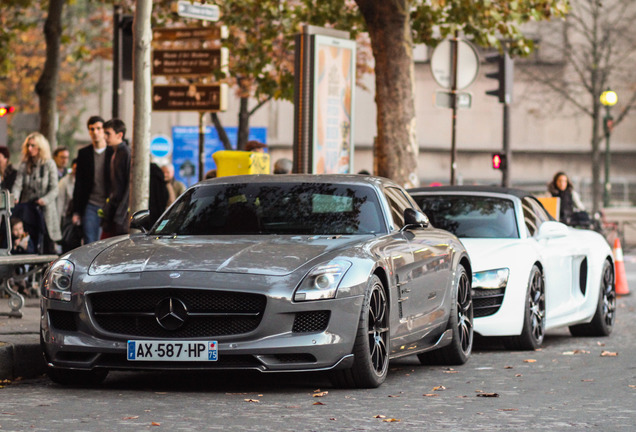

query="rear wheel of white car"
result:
[504,265,545,350]
[331,275,389,388]
[569,259,616,337]
[46,368,108,386]
[418,264,473,365]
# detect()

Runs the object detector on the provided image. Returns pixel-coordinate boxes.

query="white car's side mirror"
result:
[537,221,569,240]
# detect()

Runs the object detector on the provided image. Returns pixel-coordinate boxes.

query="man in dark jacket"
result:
[72,115,113,244]
[101,118,131,237]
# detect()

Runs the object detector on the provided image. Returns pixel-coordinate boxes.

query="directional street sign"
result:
[152,27,227,42]
[435,91,472,109]
[175,1,220,22]
[152,48,227,76]
[152,83,228,112]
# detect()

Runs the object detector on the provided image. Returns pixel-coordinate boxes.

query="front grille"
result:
[292,311,330,333]
[49,310,78,331]
[472,288,505,318]
[89,289,266,338]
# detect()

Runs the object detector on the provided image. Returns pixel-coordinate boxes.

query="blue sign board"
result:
[150,135,172,158]
[172,126,267,187]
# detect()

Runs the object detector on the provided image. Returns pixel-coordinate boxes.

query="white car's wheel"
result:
[569,259,616,337]
[503,265,545,350]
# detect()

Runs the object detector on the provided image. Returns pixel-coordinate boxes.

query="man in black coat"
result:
[72,115,113,244]
[101,118,131,237]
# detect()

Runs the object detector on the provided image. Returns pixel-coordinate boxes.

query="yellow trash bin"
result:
[212,150,270,177]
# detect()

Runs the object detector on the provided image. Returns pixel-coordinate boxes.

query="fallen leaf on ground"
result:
[154,392,167,395]
[582,379,594,382]
[383,418,401,422]
[601,351,618,357]
[312,391,328,397]
[244,399,260,403]
[562,350,590,355]
[597,341,606,347]
[313,401,325,406]
[122,416,139,420]
[423,394,439,397]
[504,366,513,369]
[515,374,522,377]
[373,415,386,419]
[388,394,401,398]
[628,385,636,389]
[330,418,337,421]
[499,408,518,411]
[151,422,161,426]
[432,385,446,391]
[523,359,537,363]
[476,393,499,398]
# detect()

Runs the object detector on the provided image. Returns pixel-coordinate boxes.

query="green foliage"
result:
[411,0,569,56]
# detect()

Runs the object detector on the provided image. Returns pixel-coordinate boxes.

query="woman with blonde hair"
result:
[11,132,61,253]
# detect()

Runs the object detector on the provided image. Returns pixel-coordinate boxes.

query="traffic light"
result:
[492,153,506,170]
[485,52,514,104]
[0,105,15,117]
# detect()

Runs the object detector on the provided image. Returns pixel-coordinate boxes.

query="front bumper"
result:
[41,271,364,373]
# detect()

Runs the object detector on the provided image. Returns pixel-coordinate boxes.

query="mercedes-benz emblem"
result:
[155,297,188,330]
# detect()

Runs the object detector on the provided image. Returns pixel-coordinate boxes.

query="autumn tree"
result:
[521,0,636,213]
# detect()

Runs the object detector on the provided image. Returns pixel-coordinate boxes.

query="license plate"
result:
[127,340,218,361]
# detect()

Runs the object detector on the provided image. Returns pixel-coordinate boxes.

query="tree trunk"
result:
[130,0,152,215]
[35,0,65,149]
[237,96,249,150]
[355,0,418,187]
[210,113,233,150]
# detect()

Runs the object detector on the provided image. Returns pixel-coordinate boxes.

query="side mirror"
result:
[537,220,569,240]
[130,210,151,233]
[402,208,429,231]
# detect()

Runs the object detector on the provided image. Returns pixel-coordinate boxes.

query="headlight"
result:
[44,259,74,301]
[472,268,509,289]
[294,259,352,301]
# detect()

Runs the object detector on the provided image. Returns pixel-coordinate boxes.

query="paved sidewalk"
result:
[0,298,46,380]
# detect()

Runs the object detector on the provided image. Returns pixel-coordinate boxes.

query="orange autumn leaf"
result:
[600,351,618,357]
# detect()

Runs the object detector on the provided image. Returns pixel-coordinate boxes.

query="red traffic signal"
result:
[492,153,506,170]
[0,105,15,117]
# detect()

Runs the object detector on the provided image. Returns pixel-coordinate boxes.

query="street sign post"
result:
[152,84,228,112]
[152,48,227,76]
[175,1,220,22]
[152,27,227,42]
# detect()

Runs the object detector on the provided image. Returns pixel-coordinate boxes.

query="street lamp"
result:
[600,88,617,208]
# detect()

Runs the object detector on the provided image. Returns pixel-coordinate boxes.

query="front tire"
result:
[331,275,389,388]
[418,264,473,365]
[503,265,545,350]
[569,259,615,337]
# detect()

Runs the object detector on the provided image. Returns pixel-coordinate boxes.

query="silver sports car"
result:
[41,175,473,388]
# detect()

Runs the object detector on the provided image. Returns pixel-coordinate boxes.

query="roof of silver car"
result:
[199,174,398,188]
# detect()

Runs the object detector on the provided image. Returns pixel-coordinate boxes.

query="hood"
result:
[460,238,527,272]
[88,234,366,276]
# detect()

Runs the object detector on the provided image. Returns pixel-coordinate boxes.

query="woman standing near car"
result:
[11,132,61,253]
[548,171,585,225]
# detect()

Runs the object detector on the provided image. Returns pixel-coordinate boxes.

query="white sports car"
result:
[409,186,615,350]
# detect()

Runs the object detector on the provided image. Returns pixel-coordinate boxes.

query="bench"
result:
[0,190,57,318]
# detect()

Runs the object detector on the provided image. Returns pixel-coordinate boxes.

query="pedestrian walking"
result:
[11,132,61,254]
[53,146,70,180]
[72,115,113,244]
[0,146,18,192]
[101,119,130,237]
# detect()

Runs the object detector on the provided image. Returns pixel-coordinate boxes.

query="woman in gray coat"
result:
[12,132,61,253]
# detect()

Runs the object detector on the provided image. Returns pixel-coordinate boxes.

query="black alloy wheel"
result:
[570,259,616,337]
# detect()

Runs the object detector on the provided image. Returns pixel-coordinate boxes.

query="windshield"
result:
[152,182,386,236]
[413,195,519,239]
